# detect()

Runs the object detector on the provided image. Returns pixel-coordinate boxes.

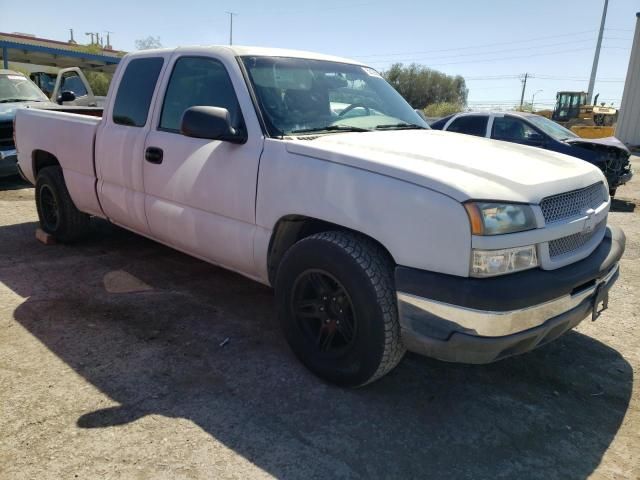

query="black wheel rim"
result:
[39,184,60,231]
[291,269,357,354]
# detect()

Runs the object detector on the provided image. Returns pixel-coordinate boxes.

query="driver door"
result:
[142,53,264,275]
[491,115,546,148]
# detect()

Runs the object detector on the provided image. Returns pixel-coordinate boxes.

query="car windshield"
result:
[0,73,49,103]
[241,56,429,136]
[526,114,578,141]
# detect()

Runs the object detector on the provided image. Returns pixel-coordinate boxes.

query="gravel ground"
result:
[1,159,639,480]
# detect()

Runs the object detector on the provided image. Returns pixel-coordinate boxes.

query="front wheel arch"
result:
[267,215,396,285]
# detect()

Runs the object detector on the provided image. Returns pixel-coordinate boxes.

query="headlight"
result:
[471,245,538,277]
[464,202,537,235]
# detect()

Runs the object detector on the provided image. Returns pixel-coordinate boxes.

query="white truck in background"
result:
[14,46,625,387]
[30,67,105,107]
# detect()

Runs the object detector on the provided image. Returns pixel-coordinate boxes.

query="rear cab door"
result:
[142,47,265,277]
[95,51,170,235]
[444,114,490,137]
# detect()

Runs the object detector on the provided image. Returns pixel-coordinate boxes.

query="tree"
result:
[135,36,162,50]
[383,63,468,110]
[84,72,113,96]
[423,102,464,118]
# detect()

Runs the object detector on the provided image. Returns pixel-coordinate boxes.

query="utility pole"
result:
[587,0,609,104]
[519,73,529,109]
[104,31,113,50]
[531,89,543,112]
[226,12,237,45]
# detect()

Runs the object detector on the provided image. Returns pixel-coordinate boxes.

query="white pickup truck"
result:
[15,46,625,386]
[30,67,105,107]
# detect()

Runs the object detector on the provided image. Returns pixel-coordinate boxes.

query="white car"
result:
[15,46,625,386]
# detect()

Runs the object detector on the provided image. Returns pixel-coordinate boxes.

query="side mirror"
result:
[180,106,247,144]
[57,90,76,105]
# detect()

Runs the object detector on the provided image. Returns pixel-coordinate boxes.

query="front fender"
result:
[255,140,472,280]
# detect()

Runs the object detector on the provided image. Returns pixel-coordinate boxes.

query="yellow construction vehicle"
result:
[537,91,617,138]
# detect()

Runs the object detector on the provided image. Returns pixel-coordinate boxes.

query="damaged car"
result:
[430,111,633,196]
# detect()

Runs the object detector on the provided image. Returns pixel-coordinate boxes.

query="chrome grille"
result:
[548,220,606,258]
[540,183,605,224]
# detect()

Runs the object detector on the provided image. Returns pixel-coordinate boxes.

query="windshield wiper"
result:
[375,122,427,130]
[291,125,371,134]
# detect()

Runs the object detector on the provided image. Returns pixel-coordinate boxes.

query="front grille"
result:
[0,121,13,147]
[540,182,606,224]
[548,219,606,258]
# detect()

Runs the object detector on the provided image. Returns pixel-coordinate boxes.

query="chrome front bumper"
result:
[398,264,619,338]
[395,226,625,364]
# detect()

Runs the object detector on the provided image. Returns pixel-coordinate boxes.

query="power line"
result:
[367,45,627,68]
[361,38,599,64]
[351,29,598,58]
[367,46,596,67]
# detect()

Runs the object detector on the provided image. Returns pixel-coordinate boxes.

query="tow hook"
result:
[591,282,609,321]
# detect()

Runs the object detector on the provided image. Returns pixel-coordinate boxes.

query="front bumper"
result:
[617,169,633,186]
[0,148,18,178]
[396,226,625,364]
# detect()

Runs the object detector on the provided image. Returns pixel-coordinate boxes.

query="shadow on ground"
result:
[611,197,636,213]
[0,175,31,191]
[1,220,632,479]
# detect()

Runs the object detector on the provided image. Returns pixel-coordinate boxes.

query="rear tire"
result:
[275,231,405,387]
[35,166,90,243]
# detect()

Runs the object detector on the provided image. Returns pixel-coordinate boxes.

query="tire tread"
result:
[296,231,406,386]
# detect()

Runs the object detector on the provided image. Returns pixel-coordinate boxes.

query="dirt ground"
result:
[1,159,639,480]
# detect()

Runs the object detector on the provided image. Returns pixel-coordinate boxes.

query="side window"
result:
[61,72,88,96]
[492,116,539,142]
[447,115,488,137]
[159,57,242,132]
[112,57,164,127]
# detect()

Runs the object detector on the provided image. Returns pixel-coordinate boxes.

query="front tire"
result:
[275,231,405,387]
[35,166,90,243]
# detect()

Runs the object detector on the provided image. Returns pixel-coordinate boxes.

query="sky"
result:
[2,0,638,109]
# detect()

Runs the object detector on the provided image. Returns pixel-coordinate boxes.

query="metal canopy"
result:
[0,34,121,73]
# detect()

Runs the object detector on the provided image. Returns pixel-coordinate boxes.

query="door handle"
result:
[145,147,163,164]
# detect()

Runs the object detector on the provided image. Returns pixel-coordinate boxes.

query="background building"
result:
[616,13,640,147]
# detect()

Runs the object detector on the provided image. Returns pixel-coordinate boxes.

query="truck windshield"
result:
[527,115,578,141]
[0,74,49,103]
[241,56,429,136]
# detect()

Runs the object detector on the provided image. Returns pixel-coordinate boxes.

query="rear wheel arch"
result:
[267,215,396,285]
[32,150,61,178]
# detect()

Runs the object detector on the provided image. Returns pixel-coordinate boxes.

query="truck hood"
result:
[0,101,57,123]
[285,130,605,203]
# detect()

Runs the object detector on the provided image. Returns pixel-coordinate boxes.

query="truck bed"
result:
[15,107,104,217]
[34,105,103,118]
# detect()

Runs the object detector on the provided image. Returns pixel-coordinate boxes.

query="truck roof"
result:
[125,45,367,67]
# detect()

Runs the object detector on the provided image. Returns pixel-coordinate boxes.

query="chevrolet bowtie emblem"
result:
[583,208,597,233]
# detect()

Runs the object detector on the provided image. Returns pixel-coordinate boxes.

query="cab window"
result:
[492,116,539,142]
[112,57,164,127]
[159,57,243,133]
[447,115,488,137]
[61,72,88,97]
